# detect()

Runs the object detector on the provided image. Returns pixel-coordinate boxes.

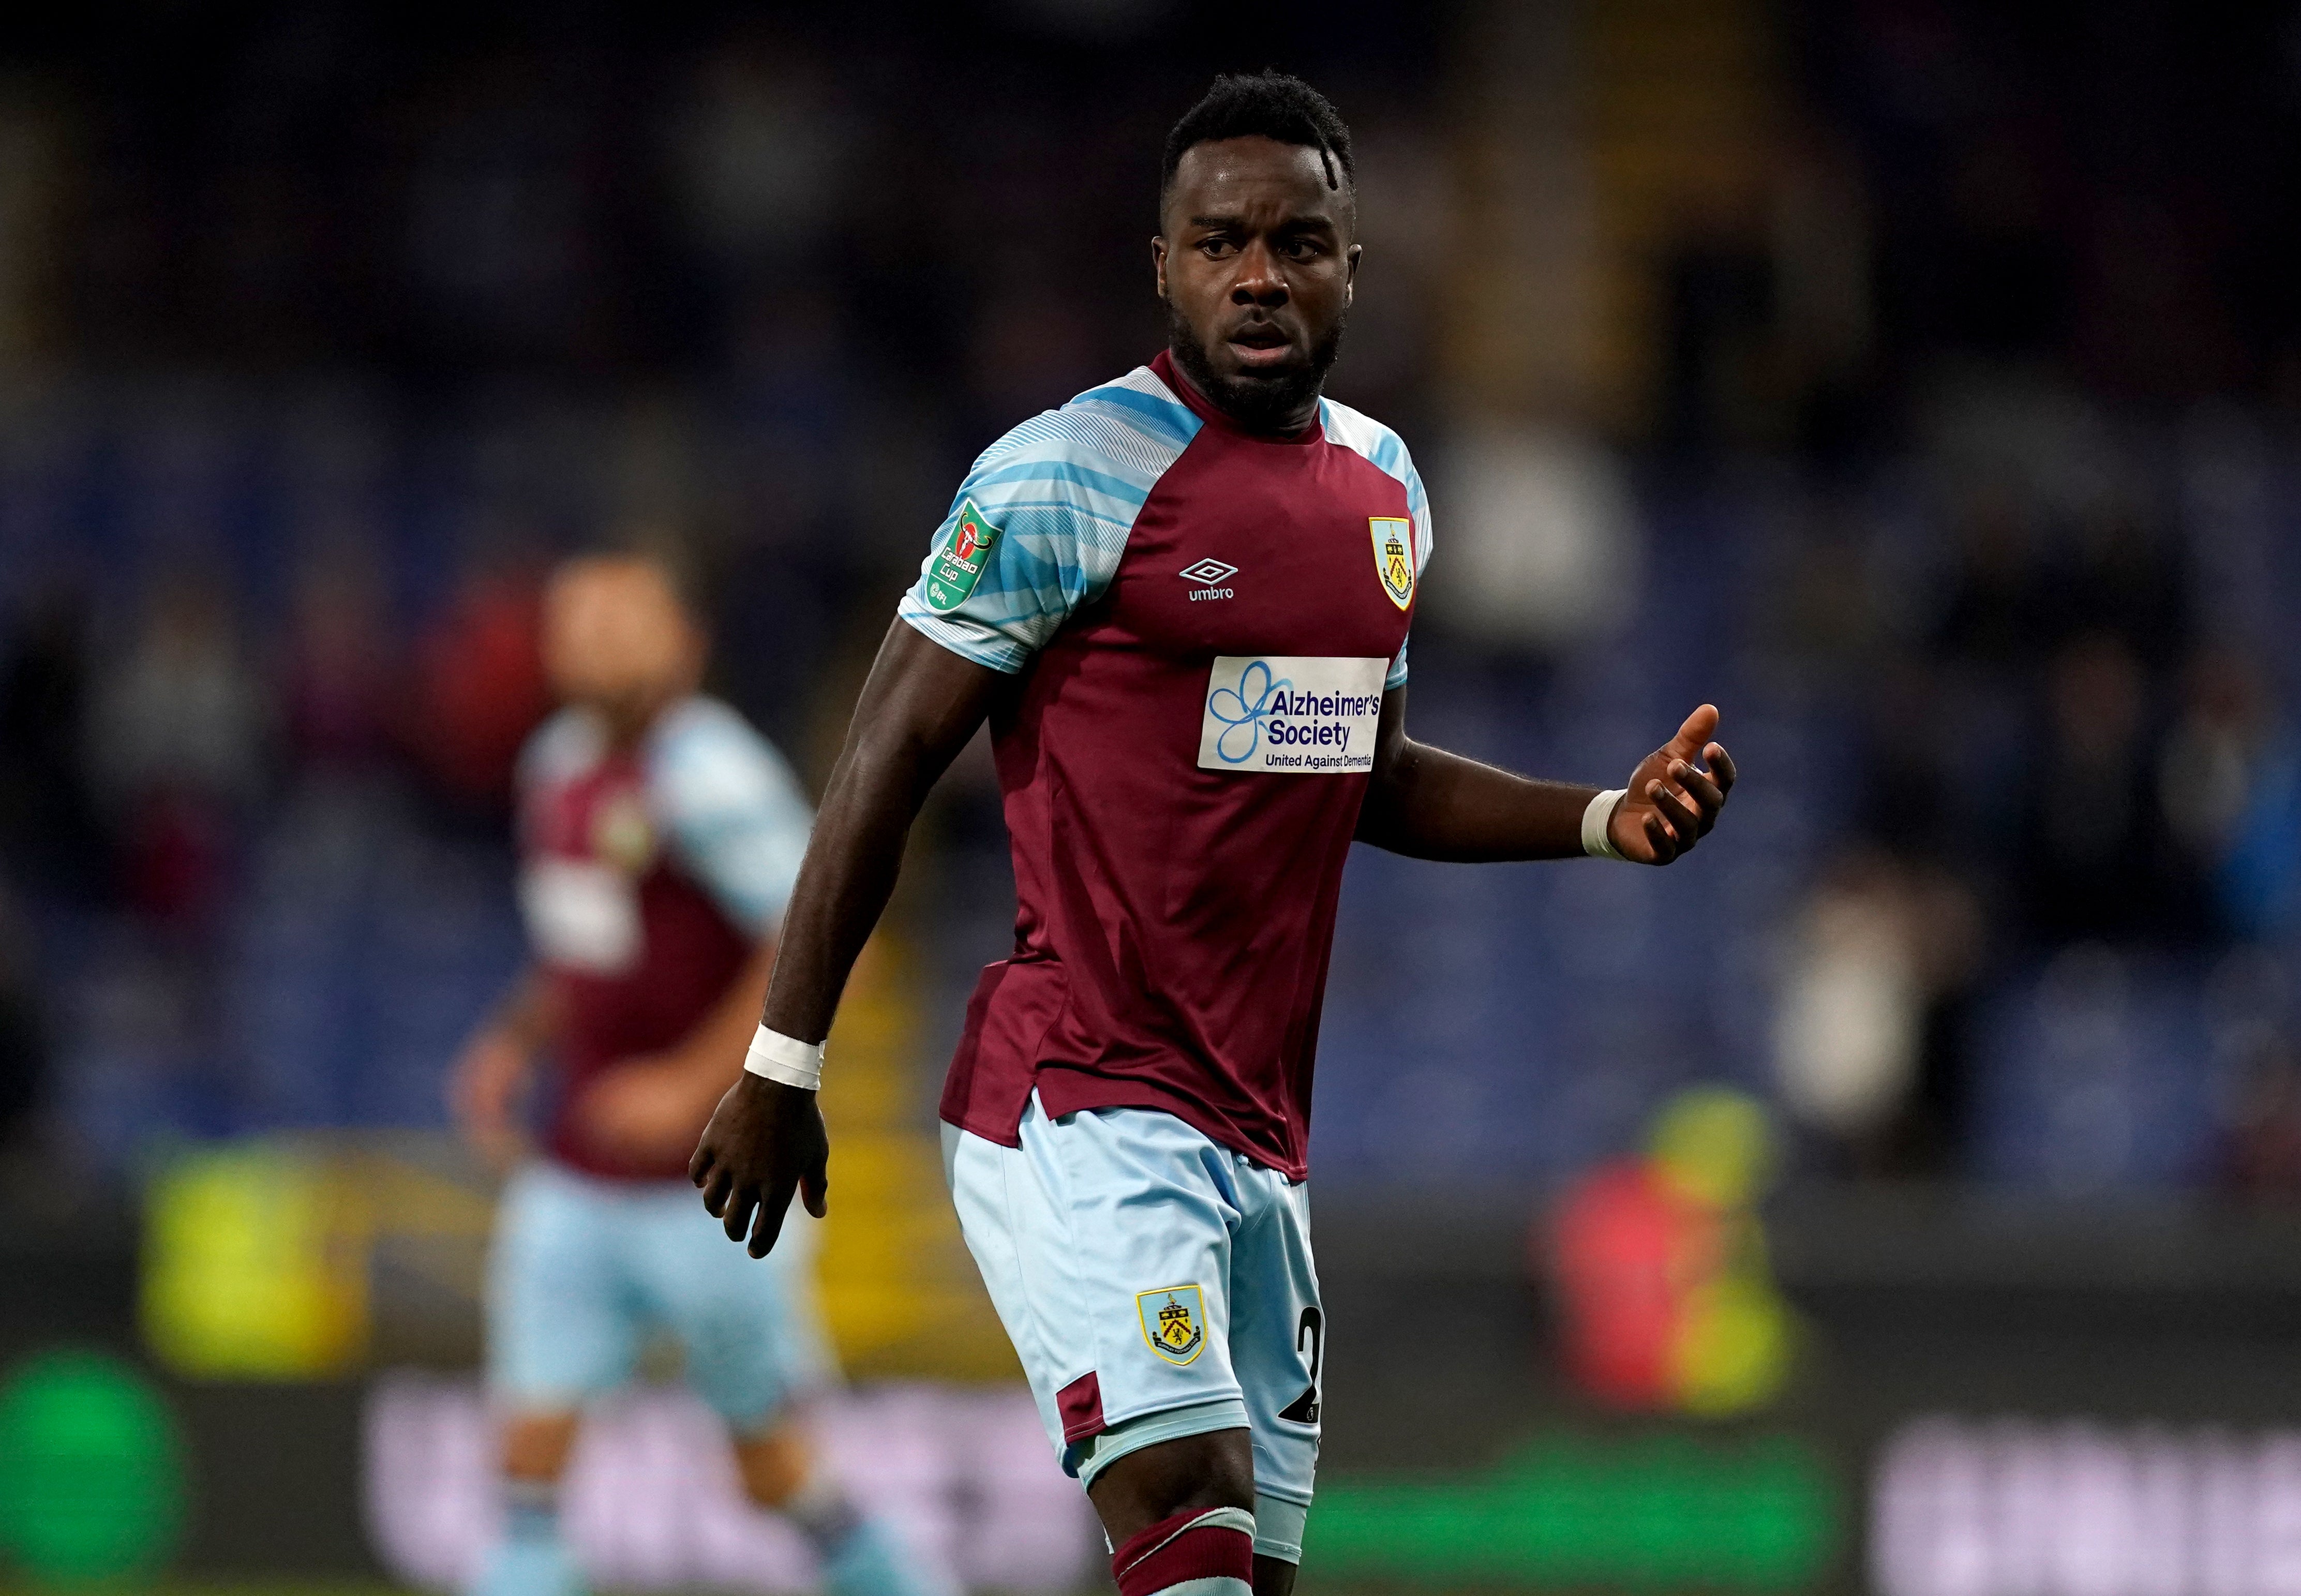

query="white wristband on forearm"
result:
[743,1025,824,1092]
[1582,788,1630,861]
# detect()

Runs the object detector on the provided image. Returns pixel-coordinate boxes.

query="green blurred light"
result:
[1310,1429,1836,1589]
[0,1349,186,1585]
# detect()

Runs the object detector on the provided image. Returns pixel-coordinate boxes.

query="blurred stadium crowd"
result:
[4,0,2301,1204]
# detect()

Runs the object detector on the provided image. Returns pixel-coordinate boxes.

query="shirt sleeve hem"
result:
[896,604,1029,674]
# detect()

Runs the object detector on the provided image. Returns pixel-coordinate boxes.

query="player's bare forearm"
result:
[692,621,1003,1255]
[1357,739,1595,859]
[758,621,1006,1042]
[1357,689,1737,866]
[1355,688,1593,860]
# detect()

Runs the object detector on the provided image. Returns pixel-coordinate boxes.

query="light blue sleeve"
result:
[1321,398,1434,691]
[1387,453,1433,690]
[897,369,1201,672]
[647,700,815,937]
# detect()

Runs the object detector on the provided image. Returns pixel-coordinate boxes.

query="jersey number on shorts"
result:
[1278,1306,1323,1424]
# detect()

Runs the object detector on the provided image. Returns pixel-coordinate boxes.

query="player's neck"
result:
[1158,345,1323,439]
[588,689,679,752]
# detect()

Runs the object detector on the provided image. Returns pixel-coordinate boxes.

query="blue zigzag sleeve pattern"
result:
[1320,397,1434,691]
[898,369,1200,672]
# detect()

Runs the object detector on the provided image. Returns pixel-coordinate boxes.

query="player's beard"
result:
[1165,300,1346,434]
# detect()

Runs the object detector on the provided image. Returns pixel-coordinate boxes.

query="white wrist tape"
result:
[743,1025,824,1092]
[1582,788,1630,861]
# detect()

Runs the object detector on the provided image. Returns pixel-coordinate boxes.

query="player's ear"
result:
[1152,234,1169,299]
[1345,242,1361,305]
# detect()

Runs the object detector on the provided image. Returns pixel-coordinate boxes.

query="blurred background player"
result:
[449,553,933,1596]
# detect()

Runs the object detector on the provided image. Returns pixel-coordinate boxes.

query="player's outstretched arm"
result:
[691,620,1005,1256]
[1356,691,1735,865]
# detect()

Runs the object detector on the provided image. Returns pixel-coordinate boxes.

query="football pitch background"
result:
[5,965,2298,1595]
[17,1160,2301,1594]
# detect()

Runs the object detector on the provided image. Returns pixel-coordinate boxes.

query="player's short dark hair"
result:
[1160,71,1355,209]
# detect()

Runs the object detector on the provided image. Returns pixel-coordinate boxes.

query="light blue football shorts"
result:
[487,1160,831,1433]
[942,1093,1323,1563]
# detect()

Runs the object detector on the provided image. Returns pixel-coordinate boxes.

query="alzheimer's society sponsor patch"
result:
[1198,655,1387,773]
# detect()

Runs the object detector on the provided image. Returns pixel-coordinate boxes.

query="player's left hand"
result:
[576,1054,721,1165]
[1607,704,1736,865]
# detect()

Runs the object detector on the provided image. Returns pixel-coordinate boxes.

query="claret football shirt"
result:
[903,352,1433,1180]
[516,697,814,1180]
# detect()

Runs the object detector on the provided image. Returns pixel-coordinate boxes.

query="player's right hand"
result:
[690,1072,830,1258]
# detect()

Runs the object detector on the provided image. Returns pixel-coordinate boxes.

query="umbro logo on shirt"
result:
[1179,559,1237,601]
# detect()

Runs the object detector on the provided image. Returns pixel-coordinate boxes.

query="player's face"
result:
[1156,137,1360,434]
[541,560,703,732]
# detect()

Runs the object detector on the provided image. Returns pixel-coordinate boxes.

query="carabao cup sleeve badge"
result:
[925,498,1003,613]
[1137,1285,1208,1365]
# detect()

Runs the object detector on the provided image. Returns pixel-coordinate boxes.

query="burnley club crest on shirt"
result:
[1370,516,1414,609]
[1137,1285,1207,1365]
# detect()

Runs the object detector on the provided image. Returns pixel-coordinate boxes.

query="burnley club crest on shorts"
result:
[1137,1286,1207,1366]
[1369,516,1414,609]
